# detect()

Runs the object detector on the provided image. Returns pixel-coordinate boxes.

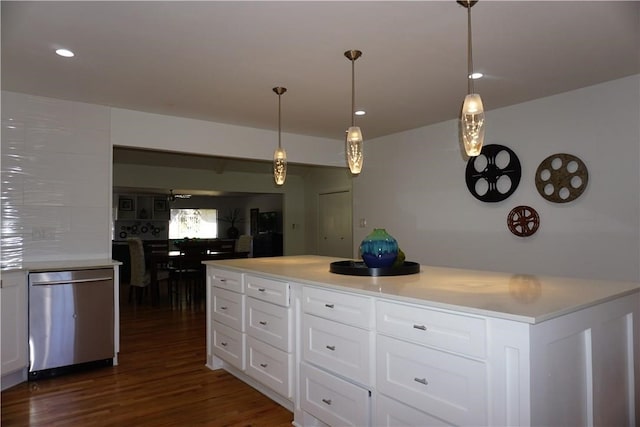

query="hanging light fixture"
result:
[168,189,191,202]
[344,50,363,174]
[458,0,485,157]
[273,87,287,185]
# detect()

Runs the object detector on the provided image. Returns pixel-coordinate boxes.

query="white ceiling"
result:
[2,1,639,142]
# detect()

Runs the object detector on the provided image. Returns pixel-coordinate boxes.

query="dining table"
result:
[148,249,249,305]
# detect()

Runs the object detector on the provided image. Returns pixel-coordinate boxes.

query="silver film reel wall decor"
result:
[535,153,588,203]
[465,144,522,203]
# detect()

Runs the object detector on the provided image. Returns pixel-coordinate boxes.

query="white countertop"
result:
[1,259,122,273]
[204,255,640,324]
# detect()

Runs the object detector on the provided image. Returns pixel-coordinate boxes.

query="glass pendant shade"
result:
[458,0,484,157]
[344,50,364,175]
[273,146,287,186]
[272,86,287,186]
[461,93,485,156]
[346,126,363,174]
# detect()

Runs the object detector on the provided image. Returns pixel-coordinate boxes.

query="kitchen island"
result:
[204,255,639,426]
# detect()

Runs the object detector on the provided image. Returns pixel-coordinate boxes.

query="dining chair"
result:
[127,237,169,304]
[168,255,203,305]
[236,234,252,257]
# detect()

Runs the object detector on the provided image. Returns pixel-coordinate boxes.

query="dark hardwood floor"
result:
[1,280,293,426]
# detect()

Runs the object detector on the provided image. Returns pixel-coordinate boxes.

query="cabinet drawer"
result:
[376,300,486,358]
[212,287,245,331]
[300,362,370,427]
[245,275,289,306]
[375,394,453,427]
[209,268,244,293]
[376,335,487,426]
[303,286,373,329]
[303,314,372,386]
[246,336,292,399]
[213,321,245,371]
[246,297,292,352]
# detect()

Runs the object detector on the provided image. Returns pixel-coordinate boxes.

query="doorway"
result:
[318,190,352,258]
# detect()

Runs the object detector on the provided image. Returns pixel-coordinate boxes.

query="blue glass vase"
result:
[360,228,398,268]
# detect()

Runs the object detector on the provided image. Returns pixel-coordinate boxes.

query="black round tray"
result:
[330,260,420,277]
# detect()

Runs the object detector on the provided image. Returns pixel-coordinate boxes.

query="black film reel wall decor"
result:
[535,153,588,203]
[465,144,522,202]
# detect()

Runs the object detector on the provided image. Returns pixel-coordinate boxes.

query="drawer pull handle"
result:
[325,303,335,308]
[259,321,267,325]
[413,324,427,331]
[258,288,266,292]
[322,398,332,406]
[260,363,268,368]
[220,306,228,310]
[219,279,227,282]
[326,345,336,351]
[414,377,428,385]
[221,342,228,347]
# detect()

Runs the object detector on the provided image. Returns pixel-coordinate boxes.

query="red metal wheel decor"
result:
[507,205,540,237]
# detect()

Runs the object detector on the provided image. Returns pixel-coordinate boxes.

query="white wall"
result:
[353,75,640,282]
[1,92,112,267]
[111,108,345,167]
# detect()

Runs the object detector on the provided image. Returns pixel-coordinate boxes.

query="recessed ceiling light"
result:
[469,72,483,80]
[355,110,366,116]
[55,48,74,58]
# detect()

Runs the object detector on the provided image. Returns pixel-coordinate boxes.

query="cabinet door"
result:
[245,275,289,306]
[209,267,244,293]
[303,314,373,386]
[212,321,245,371]
[303,286,373,329]
[246,297,292,352]
[1,272,28,375]
[213,287,245,331]
[300,362,370,427]
[246,336,292,399]
[377,335,487,426]
[376,300,486,358]
[375,394,453,427]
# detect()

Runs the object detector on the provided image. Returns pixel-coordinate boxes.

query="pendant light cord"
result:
[278,93,282,149]
[467,1,474,94]
[351,58,356,127]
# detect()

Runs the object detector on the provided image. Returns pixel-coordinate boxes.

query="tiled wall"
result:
[1,91,112,267]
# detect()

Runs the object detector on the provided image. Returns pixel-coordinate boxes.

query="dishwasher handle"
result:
[31,276,113,286]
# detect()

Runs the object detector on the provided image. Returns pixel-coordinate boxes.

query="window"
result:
[169,208,218,239]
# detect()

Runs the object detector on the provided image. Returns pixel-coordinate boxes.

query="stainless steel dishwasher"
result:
[28,268,115,379]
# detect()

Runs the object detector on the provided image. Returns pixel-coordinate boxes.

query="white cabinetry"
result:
[301,362,371,427]
[376,299,486,357]
[208,268,245,371]
[206,267,295,409]
[300,286,374,426]
[204,256,640,427]
[244,274,293,400]
[1,271,28,390]
[527,294,640,427]
[376,300,488,426]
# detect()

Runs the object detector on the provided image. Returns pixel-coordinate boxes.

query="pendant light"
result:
[458,0,485,157]
[344,50,363,174]
[273,86,287,186]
